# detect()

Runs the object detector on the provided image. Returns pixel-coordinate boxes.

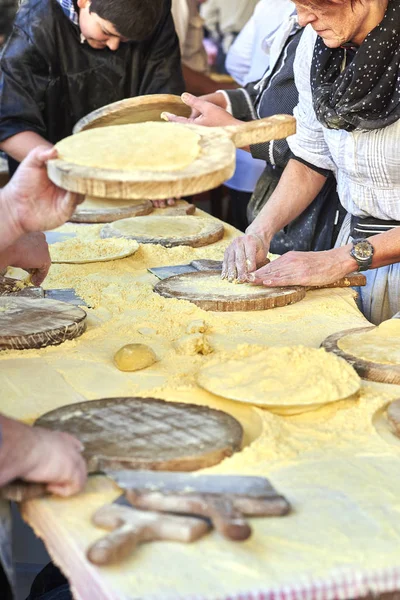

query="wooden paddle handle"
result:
[225,114,296,149]
[0,481,48,502]
[307,272,366,290]
[88,522,142,565]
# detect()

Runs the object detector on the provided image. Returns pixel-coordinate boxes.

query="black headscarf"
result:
[311,0,400,131]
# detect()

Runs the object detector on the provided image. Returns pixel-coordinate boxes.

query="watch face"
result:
[354,240,373,260]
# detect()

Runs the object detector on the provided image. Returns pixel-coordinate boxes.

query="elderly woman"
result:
[220,0,399,325]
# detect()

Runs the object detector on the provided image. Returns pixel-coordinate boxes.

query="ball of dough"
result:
[114,344,157,372]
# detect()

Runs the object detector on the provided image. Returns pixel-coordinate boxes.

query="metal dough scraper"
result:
[148,259,222,280]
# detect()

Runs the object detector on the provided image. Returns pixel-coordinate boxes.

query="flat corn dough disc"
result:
[78,197,148,210]
[197,346,361,413]
[106,216,216,239]
[55,122,201,172]
[338,319,400,365]
[50,237,139,264]
[175,275,293,297]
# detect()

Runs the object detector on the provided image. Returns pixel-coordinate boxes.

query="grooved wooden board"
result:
[48,115,296,200]
[154,271,305,312]
[70,197,153,223]
[73,94,192,133]
[0,297,87,350]
[101,216,224,248]
[321,326,400,384]
[35,396,244,472]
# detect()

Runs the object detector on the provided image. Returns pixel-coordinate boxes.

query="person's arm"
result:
[221,159,327,281]
[0,131,52,164]
[0,415,86,496]
[0,24,50,161]
[0,146,83,284]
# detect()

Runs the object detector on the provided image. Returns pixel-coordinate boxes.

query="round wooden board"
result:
[70,197,153,223]
[35,396,244,472]
[0,297,87,350]
[321,326,400,384]
[154,271,306,312]
[48,116,295,200]
[101,216,224,248]
[73,94,192,133]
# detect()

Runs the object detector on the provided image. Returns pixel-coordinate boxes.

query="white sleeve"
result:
[288,25,336,172]
[199,0,219,37]
[171,0,190,53]
[225,13,256,85]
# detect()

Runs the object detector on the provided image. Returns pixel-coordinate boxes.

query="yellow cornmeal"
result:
[50,237,139,263]
[197,345,360,412]
[338,319,400,365]
[56,122,201,172]
[5,215,400,600]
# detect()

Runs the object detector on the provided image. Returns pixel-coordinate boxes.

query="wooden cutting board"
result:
[154,271,305,312]
[48,115,296,200]
[0,297,87,350]
[321,326,400,384]
[101,216,224,248]
[73,94,192,133]
[35,397,244,472]
[71,197,153,223]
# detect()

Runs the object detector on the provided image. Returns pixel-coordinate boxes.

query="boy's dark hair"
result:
[0,0,17,37]
[89,0,165,41]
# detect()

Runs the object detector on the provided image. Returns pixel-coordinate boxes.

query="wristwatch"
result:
[350,238,374,271]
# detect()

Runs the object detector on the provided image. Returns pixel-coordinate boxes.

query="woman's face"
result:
[293,0,388,47]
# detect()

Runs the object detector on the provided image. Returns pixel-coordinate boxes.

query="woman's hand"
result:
[151,198,177,209]
[3,146,84,238]
[0,232,51,285]
[222,233,270,282]
[248,246,358,287]
[162,92,241,128]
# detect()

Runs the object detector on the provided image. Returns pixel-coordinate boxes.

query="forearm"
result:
[246,159,327,244]
[0,415,36,486]
[0,131,51,163]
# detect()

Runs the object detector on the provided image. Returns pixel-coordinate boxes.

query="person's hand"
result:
[188,91,228,118]
[162,92,241,128]
[247,245,358,288]
[222,233,270,282]
[0,416,87,497]
[0,232,51,285]
[2,146,84,238]
[151,198,177,209]
[23,427,87,497]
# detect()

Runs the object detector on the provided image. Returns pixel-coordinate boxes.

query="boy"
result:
[0,0,184,173]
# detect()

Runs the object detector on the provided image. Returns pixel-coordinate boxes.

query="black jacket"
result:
[0,0,184,149]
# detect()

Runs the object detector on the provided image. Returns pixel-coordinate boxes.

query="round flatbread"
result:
[55,122,201,172]
[337,319,400,365]
[101,216,224,247]
[50,238,139,264]
[168,274,293,298]
[197,346,361,414]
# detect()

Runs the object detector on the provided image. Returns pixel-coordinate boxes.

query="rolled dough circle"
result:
[337,320,400,365]
[101,216,224,247]
[55,122,201,172]
[197,346,361,413]
[50,238,140,264]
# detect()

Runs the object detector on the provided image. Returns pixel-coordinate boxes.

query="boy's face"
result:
[77,0,128,50]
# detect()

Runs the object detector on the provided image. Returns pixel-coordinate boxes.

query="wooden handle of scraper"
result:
[224,114,296,149]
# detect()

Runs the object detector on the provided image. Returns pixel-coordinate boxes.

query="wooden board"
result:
[154,271,305,312]
[321,326,400,384]
[73,94,192,133]
[101,216,224,248]
[48,115,296,200]
[35,397,243,472]
[0,297,87,350]
[70,197,153,223]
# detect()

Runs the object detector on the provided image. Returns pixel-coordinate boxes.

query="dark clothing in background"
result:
[225,27,344,252]
[0,0,184,174]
